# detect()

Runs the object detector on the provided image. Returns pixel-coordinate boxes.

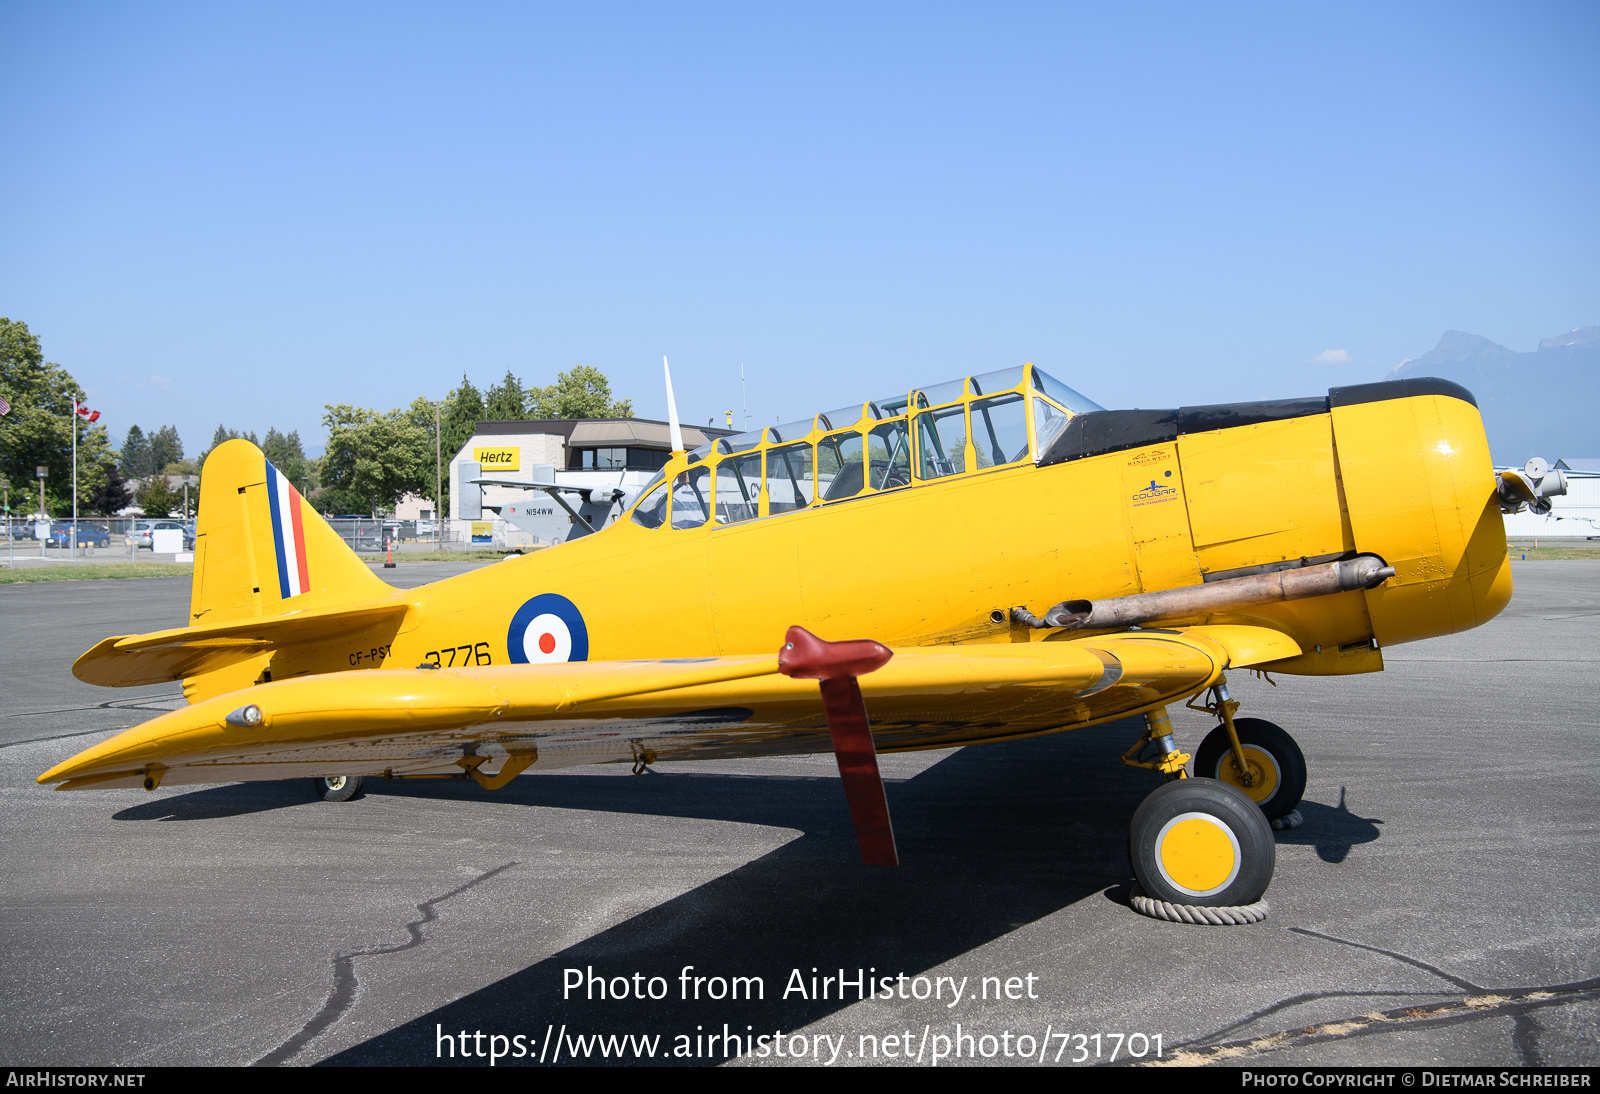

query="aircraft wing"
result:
[471,477,626,534]
[469,477,620,497]
[41,624,1298,792]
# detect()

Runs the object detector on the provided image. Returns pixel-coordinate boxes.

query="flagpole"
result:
[71,398,78,561]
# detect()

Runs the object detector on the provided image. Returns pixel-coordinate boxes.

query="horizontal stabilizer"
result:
[72,598,410,687]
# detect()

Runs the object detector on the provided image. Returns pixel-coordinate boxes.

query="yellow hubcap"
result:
[1216,745,1280,804]
[1156,813,1241,896]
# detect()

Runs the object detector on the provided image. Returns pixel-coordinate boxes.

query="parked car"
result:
[47,522,113,548]
[128,520,196,550]
[9,518,49,539]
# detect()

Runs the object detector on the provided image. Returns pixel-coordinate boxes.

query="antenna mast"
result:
[663,356,685,454]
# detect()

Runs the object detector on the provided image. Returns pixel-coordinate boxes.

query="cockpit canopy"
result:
[631,364,1101,531]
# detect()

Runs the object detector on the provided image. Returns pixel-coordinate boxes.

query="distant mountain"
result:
[1389,326,1599,463]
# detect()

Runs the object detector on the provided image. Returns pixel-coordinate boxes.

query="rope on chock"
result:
[1129,883,1270,925]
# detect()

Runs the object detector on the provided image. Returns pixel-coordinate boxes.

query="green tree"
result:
[88,462,132,515]
[147,425,183,471]
[120,425,150,479]
[427,374,487,518]
[484,369,526,421]
[0,318,114,515]
[440,373,484,460]
[527,365,634,419]
[319,404,431,517]
[404,396,445,519]
[136,477,180,519]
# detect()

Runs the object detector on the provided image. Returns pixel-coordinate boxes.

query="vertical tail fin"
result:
[189,440,392,626]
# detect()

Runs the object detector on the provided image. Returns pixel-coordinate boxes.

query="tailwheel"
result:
[1194,718,1306,821]
[1129,778,1274,909]
[313,774,364,802]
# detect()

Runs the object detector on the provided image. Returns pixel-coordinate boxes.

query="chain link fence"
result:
[4,514,470,552]
[323,518,468,551]
[5,515,178,543]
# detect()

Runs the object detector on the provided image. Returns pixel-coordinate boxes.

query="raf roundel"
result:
[507,594,589,665]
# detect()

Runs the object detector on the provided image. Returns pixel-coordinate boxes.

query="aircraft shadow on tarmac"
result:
[1274,788,1383,864]
[314,720,1375,1067]
[299,724,1132,1065]
[112,781,313,821]
[105,718,1386,1066]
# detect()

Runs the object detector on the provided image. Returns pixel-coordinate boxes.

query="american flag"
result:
[0,395,10,416]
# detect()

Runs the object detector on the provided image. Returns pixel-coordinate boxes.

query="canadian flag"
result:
[74,400,100,423]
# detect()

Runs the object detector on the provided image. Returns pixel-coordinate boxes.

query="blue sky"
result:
[2,1,1595,456]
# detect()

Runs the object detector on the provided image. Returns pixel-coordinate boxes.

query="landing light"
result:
[225,704,263,728]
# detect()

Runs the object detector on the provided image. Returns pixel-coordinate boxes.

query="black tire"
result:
[97,537,110,547]
[1193,717,1306,821]
[313,774,364,802]
[1129,778,1275,906]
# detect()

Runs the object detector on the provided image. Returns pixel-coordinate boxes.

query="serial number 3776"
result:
[423,642,493,667]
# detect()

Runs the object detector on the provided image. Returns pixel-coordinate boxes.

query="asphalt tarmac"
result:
[3,561,1597,1068]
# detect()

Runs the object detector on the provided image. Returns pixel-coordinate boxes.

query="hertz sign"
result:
[473,447,519,471]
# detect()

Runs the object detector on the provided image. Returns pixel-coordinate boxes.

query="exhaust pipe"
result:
[1013,554,1396,631]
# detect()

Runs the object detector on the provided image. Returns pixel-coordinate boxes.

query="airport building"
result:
[447,417,734,546]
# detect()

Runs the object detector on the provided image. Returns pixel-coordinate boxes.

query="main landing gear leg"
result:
[1119,706,1191,780]
[1188,675,1307,827]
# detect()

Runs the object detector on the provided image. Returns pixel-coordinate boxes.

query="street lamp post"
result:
[424,400,443,552]
[2,478,11,569]
[70,399,77,561]
[36,465,46,559]
[435,400,443,552]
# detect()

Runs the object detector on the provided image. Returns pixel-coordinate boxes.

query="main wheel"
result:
[1193,717,1305,820]
[313,774,364,802]
[1129,779,1275,906]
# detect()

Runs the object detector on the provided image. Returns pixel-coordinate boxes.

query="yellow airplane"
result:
[41,365,1530,913]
